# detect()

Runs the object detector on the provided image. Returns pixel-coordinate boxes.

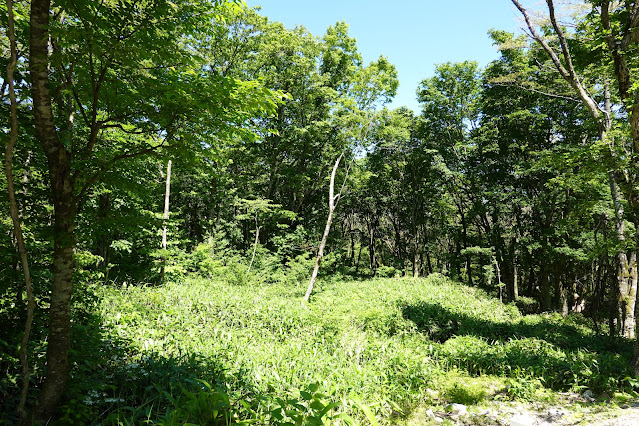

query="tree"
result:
[511,0,639,369]
[3,0,35,419]
[417,61,482,285]
[24,0,279,417]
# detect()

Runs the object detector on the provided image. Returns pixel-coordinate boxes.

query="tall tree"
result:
[25,0,278,417]
[417,61,481,285]
[511,0,639,369]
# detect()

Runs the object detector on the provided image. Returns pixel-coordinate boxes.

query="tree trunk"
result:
[5,0,36,418]
[30,0,77,417]
[96,193,111,281]
[355,241,363,275]
[540,265,551,311]
[512,260,519,301]
[607,173,637,338]
[459,208,473,286]
[159,160,172,283]
[246,215,259,277]
[559,274,569,317]
[369,225,377,275]
[622,252,638,338]
[304,153,344,302]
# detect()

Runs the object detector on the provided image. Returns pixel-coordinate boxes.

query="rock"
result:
[547,407,564,420]
[583,389,595,402]
[445,403,468,416]
[433,417,444,424]
[510,413,535,426]
[426,388,439,400]
[425,409,436,419]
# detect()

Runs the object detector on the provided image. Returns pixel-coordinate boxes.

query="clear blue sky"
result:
[244,0,522,111]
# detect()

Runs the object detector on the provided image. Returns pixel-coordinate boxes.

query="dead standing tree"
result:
[304,152,349,302]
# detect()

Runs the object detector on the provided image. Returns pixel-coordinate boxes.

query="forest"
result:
[3,0,639,424]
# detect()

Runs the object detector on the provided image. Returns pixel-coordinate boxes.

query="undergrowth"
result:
[2,274,636,424]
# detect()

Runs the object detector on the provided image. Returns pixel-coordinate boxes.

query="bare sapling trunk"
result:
[304,153,345,302]
[159,160,172,283]
[494,254,503,303]
[246,215,260,277]
[5,0,36,418]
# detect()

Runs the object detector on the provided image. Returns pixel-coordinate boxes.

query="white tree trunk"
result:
[159,160,172,282]
[304,153,344,302]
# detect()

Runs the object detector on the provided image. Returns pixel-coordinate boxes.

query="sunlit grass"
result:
[58,274,636,424]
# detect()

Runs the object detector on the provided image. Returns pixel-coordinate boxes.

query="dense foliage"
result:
[2,0,639,422]
[6,275,636,424]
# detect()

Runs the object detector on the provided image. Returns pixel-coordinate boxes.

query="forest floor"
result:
[404,396,639,425]
[5,274,638,424]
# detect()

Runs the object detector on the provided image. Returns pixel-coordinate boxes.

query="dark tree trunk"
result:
[540,264,551,311]
[369,222,377,275]
[30,0,77,418]
[426,250,433,275]
[460,209,473,286]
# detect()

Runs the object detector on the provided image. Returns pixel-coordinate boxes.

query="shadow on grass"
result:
[1,305,261,425]
[401,302,634,391]
[61,307,267,425]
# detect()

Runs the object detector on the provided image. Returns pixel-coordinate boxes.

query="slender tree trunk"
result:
[304,153,344,302]
[494,255,503,303]
[159,160,172,283]
[459,206,473,286]
[512,232,520,300]
[355,241,363,275]
[347,221,354,265]
[5,0,36,418]
[412,230,420,278]
[622,252,638,338]
[369,225,377,275]
[426,250,433,275]
[560,273,569,317]
[97,194,111,281]
[246,215,259,277]
[30,0,77,418]
[540,265,551,311]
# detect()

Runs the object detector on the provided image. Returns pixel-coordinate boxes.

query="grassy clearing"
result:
[48,274,637,423]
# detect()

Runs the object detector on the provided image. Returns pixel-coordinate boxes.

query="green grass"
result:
[7,273,636,424]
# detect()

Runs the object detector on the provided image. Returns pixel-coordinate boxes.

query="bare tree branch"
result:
[511,0,607,125]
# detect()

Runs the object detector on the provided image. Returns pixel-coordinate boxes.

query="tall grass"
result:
[13,274,636,424]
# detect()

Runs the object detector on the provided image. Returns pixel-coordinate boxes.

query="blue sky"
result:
[244,0,522,111]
